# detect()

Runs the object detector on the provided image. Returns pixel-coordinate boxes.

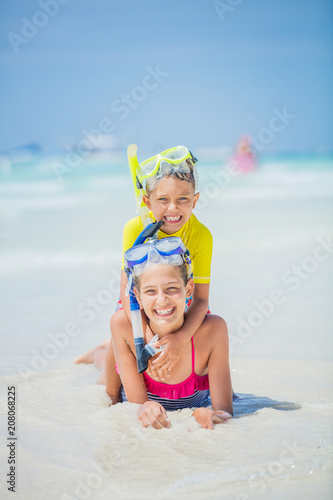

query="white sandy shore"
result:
[0,358,332,500]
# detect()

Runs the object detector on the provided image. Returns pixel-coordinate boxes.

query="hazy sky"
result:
[1,0,332,156]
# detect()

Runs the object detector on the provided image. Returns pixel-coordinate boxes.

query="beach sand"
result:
[0,154,332,499]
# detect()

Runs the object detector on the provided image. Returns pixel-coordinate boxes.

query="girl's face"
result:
[143,177,200,235]
[136,264,193,331]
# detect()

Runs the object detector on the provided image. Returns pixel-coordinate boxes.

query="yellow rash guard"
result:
[121,214,213,284]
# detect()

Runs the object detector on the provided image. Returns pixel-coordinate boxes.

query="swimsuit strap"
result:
[191,337,195,373]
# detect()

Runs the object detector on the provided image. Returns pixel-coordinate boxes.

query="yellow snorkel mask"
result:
[138,146,197,181]
[127,145,198,227]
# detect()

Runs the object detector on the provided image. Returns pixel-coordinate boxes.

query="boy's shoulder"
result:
[188,214,213,240]
[123,215,143,234]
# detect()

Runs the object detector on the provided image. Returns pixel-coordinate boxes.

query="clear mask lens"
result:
[163,146,188,161]
[124,237,188,275]
[139,158,159,176]
[154,237,185,254]
[158,160,173,175]
[157,159,191,178]
[125,244,149,263]
[139,146,191,178]
[133,251,184,276]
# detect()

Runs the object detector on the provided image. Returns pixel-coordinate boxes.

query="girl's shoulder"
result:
[196,315,228,346]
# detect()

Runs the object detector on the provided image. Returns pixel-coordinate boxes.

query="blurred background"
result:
[1,4,333,497]
[0,0,332,374]
[1,0,332,157]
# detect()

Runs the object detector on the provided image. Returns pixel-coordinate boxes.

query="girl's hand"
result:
[137,401,171,429]
[147,333,187,380]
[192,408,232,430]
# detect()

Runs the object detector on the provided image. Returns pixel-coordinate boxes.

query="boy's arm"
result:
[151,283,209,374]
[151,223,212,376]
[181,281,210,338]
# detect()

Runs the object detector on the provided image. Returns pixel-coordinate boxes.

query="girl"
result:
[84,237,233,430]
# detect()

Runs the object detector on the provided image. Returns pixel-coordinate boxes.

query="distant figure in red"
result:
[230,135,257,173]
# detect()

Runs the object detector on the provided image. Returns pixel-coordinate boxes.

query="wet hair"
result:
[146,159,197,195]
[133,262,189,293]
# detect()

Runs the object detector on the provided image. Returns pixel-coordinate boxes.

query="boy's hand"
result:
[147,332,188,380]
[137,401,171,429]
[192,408,232,430]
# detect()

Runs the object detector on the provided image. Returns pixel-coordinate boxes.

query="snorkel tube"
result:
[127,144,153,228]
[127,145,163,371]
[126,220,164,373]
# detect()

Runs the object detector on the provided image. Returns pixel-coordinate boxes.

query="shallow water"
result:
[0,154,332,499]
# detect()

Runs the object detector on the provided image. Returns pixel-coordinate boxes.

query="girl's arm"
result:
[119,270,132,321]
[112,326,170,428]
[112,326,148,404]
[206,316,233,415]
[192,316,233,430]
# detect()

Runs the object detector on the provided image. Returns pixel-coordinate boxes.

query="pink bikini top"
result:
[143,337,209,400]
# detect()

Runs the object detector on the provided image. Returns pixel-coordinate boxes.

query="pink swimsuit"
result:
[121,337,210,411]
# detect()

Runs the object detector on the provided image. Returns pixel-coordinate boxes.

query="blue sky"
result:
[0,0,332,155]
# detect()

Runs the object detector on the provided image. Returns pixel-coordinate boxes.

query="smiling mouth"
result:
[164,215,182,223]
[154,307,175,318]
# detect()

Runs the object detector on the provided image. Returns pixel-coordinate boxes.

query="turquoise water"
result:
[0,153,332,499]
[1,152,333,367]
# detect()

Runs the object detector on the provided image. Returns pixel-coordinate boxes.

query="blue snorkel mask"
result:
[124,221,191,373]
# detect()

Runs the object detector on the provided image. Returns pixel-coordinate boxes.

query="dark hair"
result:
[133,262,189,292]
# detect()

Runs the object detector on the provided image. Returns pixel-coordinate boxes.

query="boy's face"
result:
[143,177,200,235]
